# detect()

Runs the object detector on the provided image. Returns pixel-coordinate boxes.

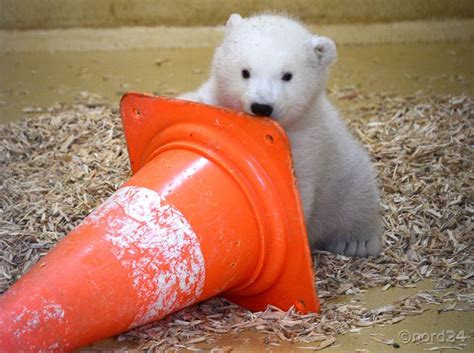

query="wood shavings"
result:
[0,91,472,350]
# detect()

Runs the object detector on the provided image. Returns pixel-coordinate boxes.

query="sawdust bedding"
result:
[0,90,472,351]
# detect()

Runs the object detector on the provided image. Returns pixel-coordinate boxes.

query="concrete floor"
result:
[1,24,473,352]
[1,41,472,124]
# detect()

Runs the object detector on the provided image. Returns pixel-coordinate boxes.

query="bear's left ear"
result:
[310,36,337,68]
[225,14,243,37]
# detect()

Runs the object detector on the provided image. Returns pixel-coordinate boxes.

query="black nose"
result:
[251,103,273,117]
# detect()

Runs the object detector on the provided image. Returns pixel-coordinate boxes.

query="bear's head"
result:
[212,13,337,127]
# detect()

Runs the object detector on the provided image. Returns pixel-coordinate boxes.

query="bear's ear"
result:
[225,13,243,36]
[310,36,337,68]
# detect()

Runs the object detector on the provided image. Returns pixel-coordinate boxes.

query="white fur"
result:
[178,14,382,257]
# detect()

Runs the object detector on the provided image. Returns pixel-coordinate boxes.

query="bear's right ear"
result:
[310,36,337,68]
[225,13,243,36]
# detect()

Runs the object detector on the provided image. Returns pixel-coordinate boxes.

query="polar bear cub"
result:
[178,13,382,257]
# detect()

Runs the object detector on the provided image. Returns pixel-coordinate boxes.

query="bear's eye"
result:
[282,72,293,81]
[242,69,250,79]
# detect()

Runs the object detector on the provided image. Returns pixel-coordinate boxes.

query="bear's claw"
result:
[323,235,381,257]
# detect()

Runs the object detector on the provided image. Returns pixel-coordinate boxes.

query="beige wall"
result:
[1,0,473,29]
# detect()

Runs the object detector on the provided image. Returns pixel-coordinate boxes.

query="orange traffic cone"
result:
[0,93,319,352]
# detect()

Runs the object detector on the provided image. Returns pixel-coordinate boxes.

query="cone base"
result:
[121,93,319,313]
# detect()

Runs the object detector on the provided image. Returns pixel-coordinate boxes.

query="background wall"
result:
[1,0,474,29]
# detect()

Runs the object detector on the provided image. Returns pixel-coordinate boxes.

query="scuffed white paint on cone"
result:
[13,302,65,340]
[85,186,205,327]
[6,300,67,351]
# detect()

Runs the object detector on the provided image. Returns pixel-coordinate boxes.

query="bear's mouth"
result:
[247,111,276,120]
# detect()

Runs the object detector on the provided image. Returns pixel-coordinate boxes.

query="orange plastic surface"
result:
[0,94,318,352]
